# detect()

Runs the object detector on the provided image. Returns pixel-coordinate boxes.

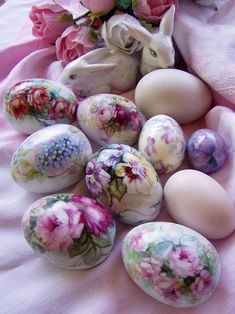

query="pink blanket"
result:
[1,1,235,313]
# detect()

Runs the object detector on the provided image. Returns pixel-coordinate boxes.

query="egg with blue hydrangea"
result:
[10,124,92,193]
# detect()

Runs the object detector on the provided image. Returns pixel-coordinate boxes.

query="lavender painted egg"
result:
[122,222,221,307]
[187,129,227,174]
[85,144,163,225]
[138,115,186,174]
[10,124,92,193]
[3,79,78,134]
[77,94,145,146]
[22,194,116,269]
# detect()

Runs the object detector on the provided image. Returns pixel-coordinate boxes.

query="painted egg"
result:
[122,222,221,307]
[135,69,212,124]
[138,115,186,174]
[187,129,227,174]
[3,79,78,134]
[85,144,162,225]
[10,124,92,193]
[77,94,145,146]
[164,169,235,239]
[22,194,116,269]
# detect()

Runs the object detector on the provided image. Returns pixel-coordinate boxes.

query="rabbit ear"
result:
[122,22,152,45]
[85,63,116,72]
[159,5,175,37]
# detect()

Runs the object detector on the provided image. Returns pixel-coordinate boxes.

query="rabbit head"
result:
[123,5,175,76]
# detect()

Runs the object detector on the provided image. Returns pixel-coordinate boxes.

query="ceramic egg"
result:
[187,129,227,173]
[22,194,116,269]
[10,124,92,193]
[3,79,78,134]
[77,94,145,146]
[135,69,212,124]
[164,169,235,239]
[138,115,186,174]
[122,222,221,307]
[85,144,163,225]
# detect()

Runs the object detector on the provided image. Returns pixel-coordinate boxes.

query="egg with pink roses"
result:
[122,222,220,307]
[22,194,116,269]
[3,79,78,134]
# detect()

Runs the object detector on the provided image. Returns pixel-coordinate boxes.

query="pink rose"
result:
[128,230,152,252]
[71,195,114,236]
[29,4,73,43]
[48,97,74,121]
[137,257,162,280]
[27,86,51,110]
[81,0,116,15]
[190,270,212,296]
[5,93,29,119]
[35,201,84,252]
[154,274,181,301]
[55,25,97,63]
[133,0,179,23]
[169,247,203,278]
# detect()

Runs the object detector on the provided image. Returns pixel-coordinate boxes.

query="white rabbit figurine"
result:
[59,47,138,97]
[123,5,176,76]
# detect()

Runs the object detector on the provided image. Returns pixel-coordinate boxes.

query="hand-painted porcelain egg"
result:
[187,129,227,174]
[77,94,145,146]
[10,124,92,193]
[22,194,116,269]
[164,170,235,239]
[122,222,221,307]
[3,79,78,134]
[85,144,163,225]
[135,69,212,124]
[138,115,186,174]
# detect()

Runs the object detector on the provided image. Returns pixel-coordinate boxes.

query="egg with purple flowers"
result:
[85,144,163,225]
[122,222,221,307]
[22,194,116,269]
[77,94,145,146]
[187,129,227,173]
[10,124,92,193]
[138,115,186,174]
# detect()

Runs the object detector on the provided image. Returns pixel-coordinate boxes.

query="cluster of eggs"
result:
[3,69,234,308]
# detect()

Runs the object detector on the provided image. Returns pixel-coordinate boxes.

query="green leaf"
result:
[116,0,132,10]
[89,28,98,42]
[109,178,127,202]
[140,21,155,32]
[26,169,44,181]
[82,245,102,266]
[68,229,91,258]
[93,234,112,249]
[59,13,73,22]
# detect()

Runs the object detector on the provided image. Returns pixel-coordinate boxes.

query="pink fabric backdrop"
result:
[1,1,235,313]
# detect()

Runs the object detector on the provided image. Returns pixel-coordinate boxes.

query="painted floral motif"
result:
[10,125,92,193]
[138,115,186,174]
[3,79,78,134]
[85,144,162,225]
[122,222,221,307]
[77,94,145,146]
[22,194,116,269]
[187,128,227,174]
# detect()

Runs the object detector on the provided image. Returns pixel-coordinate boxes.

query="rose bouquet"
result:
[29,0,218,64]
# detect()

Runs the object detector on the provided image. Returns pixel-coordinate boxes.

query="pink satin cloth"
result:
[1,1,235,313]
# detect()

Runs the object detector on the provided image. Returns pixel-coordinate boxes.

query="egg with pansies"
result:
[3,79,78,134]
[77,94,145,146]
[122,222,221,307]
[138,115,186,174]
[10,124,92,193]
[22,194,116,269]
[85,144,162,225]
